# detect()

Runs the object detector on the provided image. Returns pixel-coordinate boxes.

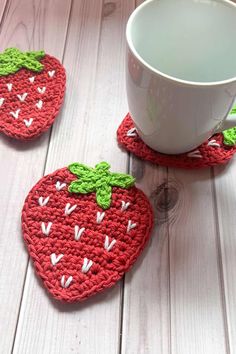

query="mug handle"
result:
[214,97,236,133]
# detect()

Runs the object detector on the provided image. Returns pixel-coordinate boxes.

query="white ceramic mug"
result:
[126,0,236,154]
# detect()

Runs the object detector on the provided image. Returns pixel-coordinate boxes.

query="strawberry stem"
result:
[222,127,236,146]
[0,48,45,76]
[68,162,135,210]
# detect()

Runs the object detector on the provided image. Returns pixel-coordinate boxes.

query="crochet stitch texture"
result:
[22,162,153,302]
[0,48,66,140]
[0,48,45,76]
[117,113,236,169]
[68,162,135,209]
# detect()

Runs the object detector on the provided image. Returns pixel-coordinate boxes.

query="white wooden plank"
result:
[212,6,236,348]
[13,1,134,353]
[0,0,7,21]
[213,156,236,353]
[168,167,227,354]
[122,0,171,353]
[136,0,144,5]
[0,0,71,352]
[122,159,171,354]
[122,165,227,354]
[0,0,71,56]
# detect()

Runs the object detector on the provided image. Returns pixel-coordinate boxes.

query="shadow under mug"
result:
[126,0,236,155]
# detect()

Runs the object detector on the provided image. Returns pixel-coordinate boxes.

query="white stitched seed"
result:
[127,127,137,137]
[65,203,77,215]
[38,196,50,206]
[55,181,66,191]
[96,211,105,224]
[104,235,116,252]
[127,220,137,233]
[50,253,63,266]
[10,109,20,119]
[36,100,43,109]
[74,225,85,241]
[81,258,93,273]
[37,86,46,94]
[24,118,33,127]
[48,70,55,78]
[29,76,35,83]
[7,83,12,91]
[121,201,130,211]
[61,275,73,288]
[187,150,203,159]
[41,222,52,236]
[17,92,28,102]
[0,98,4,107]
[208,140,221,148]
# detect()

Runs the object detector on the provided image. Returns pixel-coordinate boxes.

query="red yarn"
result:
[0,54,66,140]
[21,167,154,302]
[117,113,236,169]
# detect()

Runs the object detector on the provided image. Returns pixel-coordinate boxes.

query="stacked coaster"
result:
[22,162,153,302]
[0,48,66,140]
[117,113,236,169]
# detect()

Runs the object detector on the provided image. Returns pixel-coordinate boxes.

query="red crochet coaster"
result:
[117,113,236,169]
[22,162,154,302]
[0,48,66,140]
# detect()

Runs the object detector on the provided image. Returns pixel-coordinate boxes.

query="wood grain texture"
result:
[122,159,171,354]
[0,0,7,21]
[168,168,227,354]
[135,0,144,6]
[13,1,134,353]
[122,166,227,354]
[0,0,71,353]
[214,157,236,354]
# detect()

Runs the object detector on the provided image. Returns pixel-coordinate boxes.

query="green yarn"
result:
[221,107,236,146]
[0,48,45,76]
[223,127,236,146]
[231,106,236,115]
[68,162,135,210]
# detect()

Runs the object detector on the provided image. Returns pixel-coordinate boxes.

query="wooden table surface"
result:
[1,0,236,353]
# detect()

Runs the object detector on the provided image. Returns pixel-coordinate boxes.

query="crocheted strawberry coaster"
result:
[22,162,153,302]
[117,113,236,169]
[0,48,66,140]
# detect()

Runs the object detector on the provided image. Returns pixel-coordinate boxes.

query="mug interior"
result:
[127,0,236,83]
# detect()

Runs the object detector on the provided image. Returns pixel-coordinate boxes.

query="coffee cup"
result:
[126,0,236,154]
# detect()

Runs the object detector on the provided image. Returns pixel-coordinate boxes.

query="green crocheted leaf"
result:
[68,161,135,209]
[223,127,236,146]
[68,163,93,177]
[110,173,135,188]
[230,105,236,115]
[68,180,95,194]
[96,185,112,209]
[0,48,45,76]
[95,161,111,171]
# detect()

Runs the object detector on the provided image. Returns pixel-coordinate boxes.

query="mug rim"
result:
[126,0,236,87]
